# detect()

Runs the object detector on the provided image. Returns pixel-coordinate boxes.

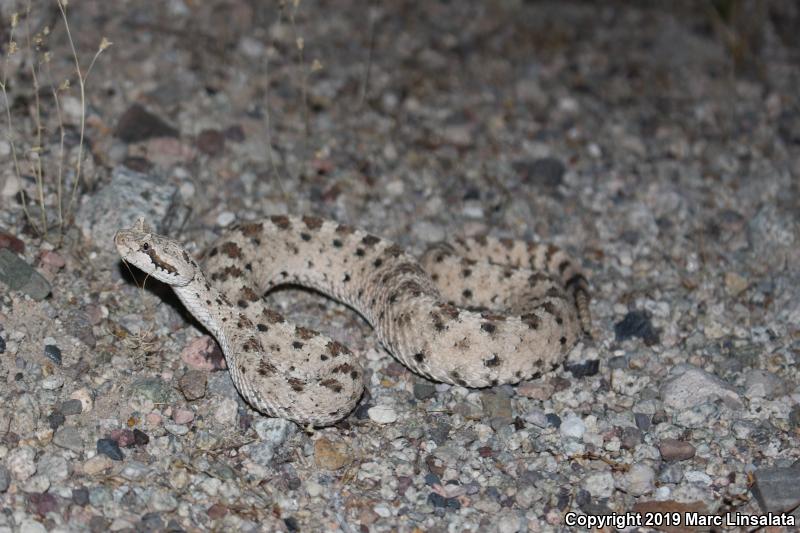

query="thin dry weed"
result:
[0,0,110,241]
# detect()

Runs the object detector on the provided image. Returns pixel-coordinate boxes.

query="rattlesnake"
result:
[115,215,591,426]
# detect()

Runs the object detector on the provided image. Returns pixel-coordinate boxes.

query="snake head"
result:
[114,218,197,286]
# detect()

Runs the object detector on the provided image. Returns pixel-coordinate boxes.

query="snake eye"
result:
[142,243,150,251]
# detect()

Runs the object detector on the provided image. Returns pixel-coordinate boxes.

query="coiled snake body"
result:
[115,215,591,426]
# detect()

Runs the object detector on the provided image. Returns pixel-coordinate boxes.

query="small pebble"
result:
[182,336,226,371]
[196,129,226,156]
[21,474,50,493]
[559,414,586,439]
[750,465,800,513]
[60,399,83,416]
[413,381,436,400]
[114,103,179,142]
[217,211,236,227]
[546,413,562,428]
[110,429,136,448]
[0,465,10,492]
[7,446,36,481]
[133,429,150,446]
[614,311,659,346]
[53,426,83,452]
[624,463,656,496]
[564,359,600,378]
[47,412,66,430]
[367,405,398,424]
[619,427,642,449]
[72,487,89,506]
[179,369,208,400]
[82,455,112,475]
[97,438,124,461]
[314,437,352,470]
[40,374,64,390]
[165,423,190,436]
[658,439,696,461]
[44,344,62,366]
[633,412,651,431]
[172,408,195,425]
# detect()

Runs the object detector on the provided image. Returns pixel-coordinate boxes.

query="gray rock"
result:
[37,454,69,483]
[743,369,787,400]
[660,365,742,410]
[121,461,150,481]
[789,405,800,428]
[523,408,549,428]
[76,166,179,252]
[130,377,174,404]
[179,369,208,401]
[60,399,83,416]
[513,157,565,190]
[658,463,684,484]
[247,418,295,465]
[114,103,179,142]
[53,426,84,452]
[750,466,800,513]
[0,249,51,300]
[0,466,10,492]
[413,381,436,401]
[481,390,513,430]
[164,423,190,436]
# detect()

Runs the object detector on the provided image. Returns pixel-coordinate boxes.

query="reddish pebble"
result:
[478,446,493,458]
[0,232,24,254]
[181,336,226,371]
[146,412,163,427]
[110,428,136,448]
[207,503,228,519]
[85,305,105,326]
[40,250,66,270]
[28,492,58,516]
[196,129,225,156]
[172,408,194,425]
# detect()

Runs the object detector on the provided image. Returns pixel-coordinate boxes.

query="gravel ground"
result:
[1,1,799,532]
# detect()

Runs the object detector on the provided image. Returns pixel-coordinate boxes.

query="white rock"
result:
[560,414,586,439]
[497,510,521,533]
[216,211,236,227]
[7,446,36,481]
[1,173,21,197]
[684,470,712,485]
[660,365,742,410]
[214,398,238,425]
[624,463,655,496]
[19,520,48,533]
[373,503,392,518]
[367,405,398,424]
[41,374,65,390]
[582,471,615,498]
[306,480,323,498]
[253,418,294,446]
[21,474,50,493]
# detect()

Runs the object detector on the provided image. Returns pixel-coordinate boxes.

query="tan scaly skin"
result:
[115,215,591,426]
